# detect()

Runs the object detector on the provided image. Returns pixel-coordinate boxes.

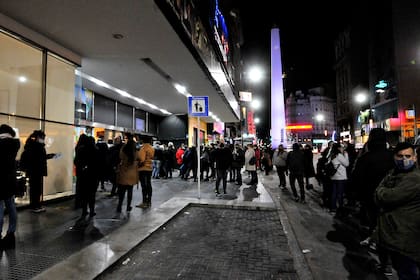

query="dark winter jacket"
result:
[373,167,420,262]
[74,141,100,189]
[286,150,305,175]
[351,148,394,203]
[0,136,20,200]
[214,146,233,170]
[231,147,245,169]
[21,140,49,177]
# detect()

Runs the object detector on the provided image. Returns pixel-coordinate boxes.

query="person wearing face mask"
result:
[372,142,420,279]
[20,130,55,213]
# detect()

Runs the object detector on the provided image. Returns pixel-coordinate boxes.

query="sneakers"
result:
[377,264,393,276]
[359,237,371,246]
[136,203,150,209]
[31,207,46,213]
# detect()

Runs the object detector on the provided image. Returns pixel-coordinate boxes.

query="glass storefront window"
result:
[117,102,133,128]
[44,122,74,196]
[46,54,76,123]
[74,85,93,122]
[0,31,42,118]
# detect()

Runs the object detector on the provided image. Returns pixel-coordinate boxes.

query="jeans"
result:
[276,165,287,187]
[215,169,228,193]
[234,167,242,184]
[390,250,420,280]
[289,173,305,200]
[0,197,17,235]
[139,171,153,203]
[117,185,133,211]
[331,180,346,210]
[152,160,161,178]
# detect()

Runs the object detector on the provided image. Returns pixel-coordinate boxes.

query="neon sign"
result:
[286,124,313,130]
[212,0,229,62]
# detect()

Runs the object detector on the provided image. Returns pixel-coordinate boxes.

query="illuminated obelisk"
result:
[271,28,287,149]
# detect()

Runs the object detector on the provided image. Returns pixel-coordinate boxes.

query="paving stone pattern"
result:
[100,206,297,280]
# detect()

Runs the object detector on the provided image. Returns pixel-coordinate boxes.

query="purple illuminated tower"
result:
[271,28,287,149]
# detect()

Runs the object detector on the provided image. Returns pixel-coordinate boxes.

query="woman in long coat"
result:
[116,134,138,213]
[303,144,316,189]
[245,144,257,185]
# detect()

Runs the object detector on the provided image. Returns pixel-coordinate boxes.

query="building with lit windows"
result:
[285,87,336,146]
[0,0,243,205]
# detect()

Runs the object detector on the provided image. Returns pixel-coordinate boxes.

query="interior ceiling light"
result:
[174,83,187,94]
[18,76,27,83]
[112,33,124,39]
[75,71,171,115]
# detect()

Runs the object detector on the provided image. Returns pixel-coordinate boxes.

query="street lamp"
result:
[355,92,368,104]
[247,66,264,83]
[251,99,262,110]
[315,114,325,122]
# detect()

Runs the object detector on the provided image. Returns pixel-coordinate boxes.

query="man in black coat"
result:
[0,124,20,249]
[21,130,55,213]
[214,142,233,195]
[107,136,123,197]
[286,143,306,203]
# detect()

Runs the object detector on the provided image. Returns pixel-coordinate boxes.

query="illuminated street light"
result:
[247,66,264,83]
[355,92,368,104]
[251,99,262,110]
[315,114,325,122]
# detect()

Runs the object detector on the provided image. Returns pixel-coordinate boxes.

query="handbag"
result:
[249,156,256,165]
[324,161,339,177]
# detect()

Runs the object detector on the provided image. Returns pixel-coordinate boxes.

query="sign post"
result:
[188,96,209,199]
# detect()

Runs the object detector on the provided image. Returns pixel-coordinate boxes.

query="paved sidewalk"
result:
[99,205,297,280]
[1,169,396,280]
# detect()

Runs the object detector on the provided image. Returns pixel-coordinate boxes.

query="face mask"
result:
[394,159,415,170]
[38,138,45,144]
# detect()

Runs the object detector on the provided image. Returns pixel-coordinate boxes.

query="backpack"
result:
[324,161,339,177]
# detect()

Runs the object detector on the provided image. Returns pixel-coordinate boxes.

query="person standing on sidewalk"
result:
[95,137,109,191]
[107,136,123,198]
[116,133,138,214]
[245,144,257,185]
[373,142,420,279]
[328,143,349,215]
[303,144,316,190]
[351,128,394,236]
[231,144,245,186]
[0,124,20,250]
[20,130,55,213]
[272,145,288,190]
[136,137,154,208]
[214,142,233,195]
[74,136,100,218]
[286,143,306,203]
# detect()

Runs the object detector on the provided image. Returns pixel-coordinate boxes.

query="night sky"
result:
[222,1,358,139]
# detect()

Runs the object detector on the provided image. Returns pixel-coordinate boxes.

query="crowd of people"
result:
[0,124,419,279]
[262,128,420,279]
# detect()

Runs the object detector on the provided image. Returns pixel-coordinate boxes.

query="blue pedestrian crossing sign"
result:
[188,96,209,117]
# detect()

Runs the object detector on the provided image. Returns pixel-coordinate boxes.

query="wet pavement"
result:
[0,168,398,279]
